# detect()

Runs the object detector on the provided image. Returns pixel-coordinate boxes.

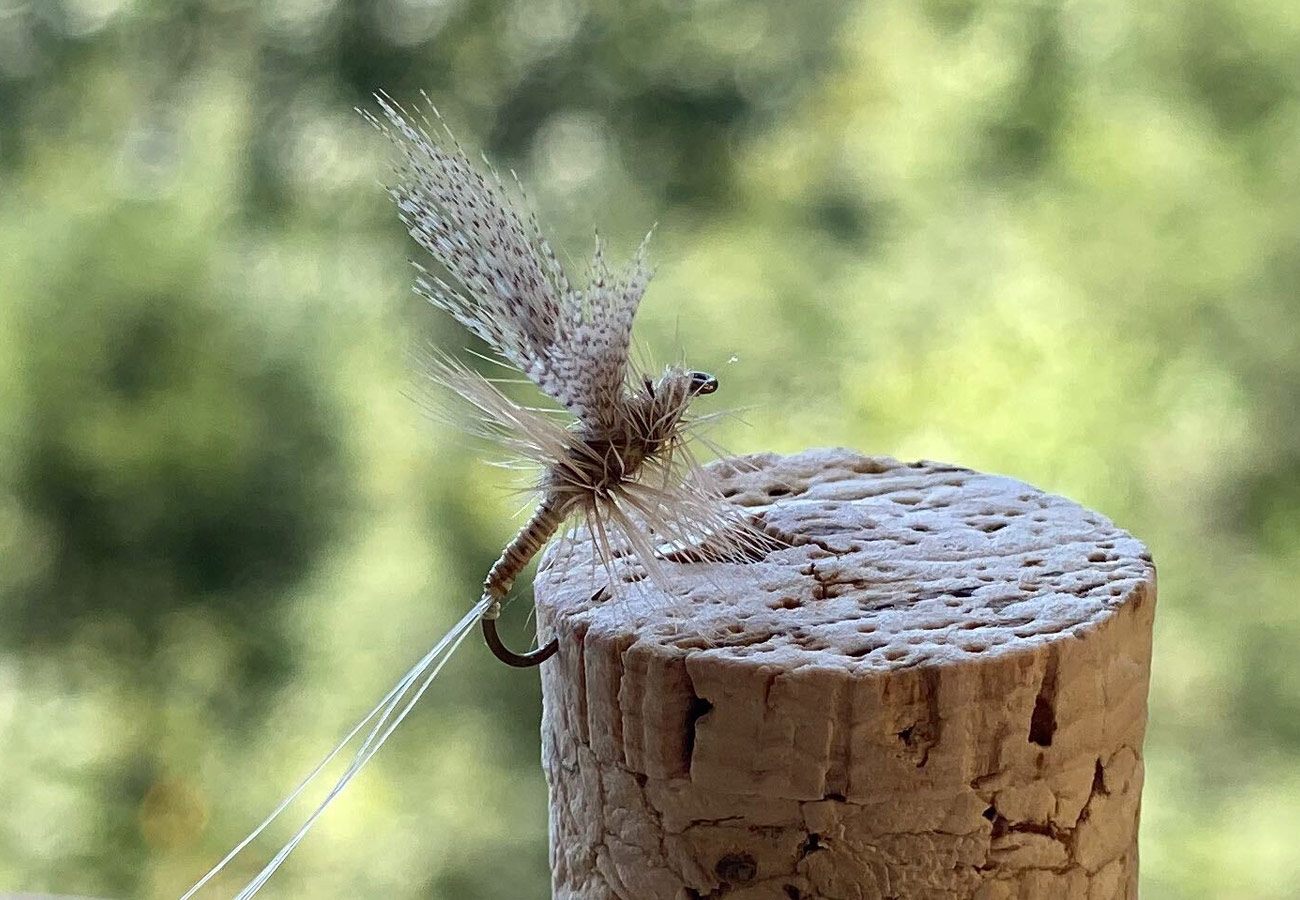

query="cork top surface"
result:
[534,447,1154,671]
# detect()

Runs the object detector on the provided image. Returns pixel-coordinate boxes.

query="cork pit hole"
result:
[714,852,758,885]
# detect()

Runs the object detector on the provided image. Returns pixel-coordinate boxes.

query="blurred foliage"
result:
[1,0,1298,897]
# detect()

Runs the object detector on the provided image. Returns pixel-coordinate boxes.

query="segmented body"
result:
[482,495,567,615]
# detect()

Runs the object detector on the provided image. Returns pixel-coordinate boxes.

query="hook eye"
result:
[689,371,719,395]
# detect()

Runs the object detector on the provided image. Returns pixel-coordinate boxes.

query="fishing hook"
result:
[481,617,559,668]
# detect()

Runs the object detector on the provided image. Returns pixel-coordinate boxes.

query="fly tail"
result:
[181,597,491,899]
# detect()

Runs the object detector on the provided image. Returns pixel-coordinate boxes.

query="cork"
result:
[535,448,1155,899]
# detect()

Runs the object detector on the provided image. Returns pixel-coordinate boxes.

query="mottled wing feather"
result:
[369,95,644,430]
[549,236,650,429]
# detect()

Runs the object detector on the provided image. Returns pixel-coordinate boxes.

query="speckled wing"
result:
[369,95,647,431]
[550,235,650,431]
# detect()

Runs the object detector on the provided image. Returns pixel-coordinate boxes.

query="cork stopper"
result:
[537,448,1155,899]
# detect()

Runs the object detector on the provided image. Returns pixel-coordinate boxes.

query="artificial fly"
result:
[181,93,770,896]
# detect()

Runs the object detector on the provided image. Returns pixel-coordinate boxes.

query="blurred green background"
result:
[1,0,1297,897]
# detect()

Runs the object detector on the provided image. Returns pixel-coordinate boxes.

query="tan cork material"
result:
[535,448,1155,900]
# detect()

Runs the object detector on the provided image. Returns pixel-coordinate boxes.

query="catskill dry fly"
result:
[181,93,770,897]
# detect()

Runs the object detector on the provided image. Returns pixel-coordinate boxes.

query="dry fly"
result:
[181,93,770,898]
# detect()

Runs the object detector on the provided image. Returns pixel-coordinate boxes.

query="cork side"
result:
[538,448,1155,899]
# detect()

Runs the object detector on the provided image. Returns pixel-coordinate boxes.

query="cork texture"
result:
[535,448,1156,899]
